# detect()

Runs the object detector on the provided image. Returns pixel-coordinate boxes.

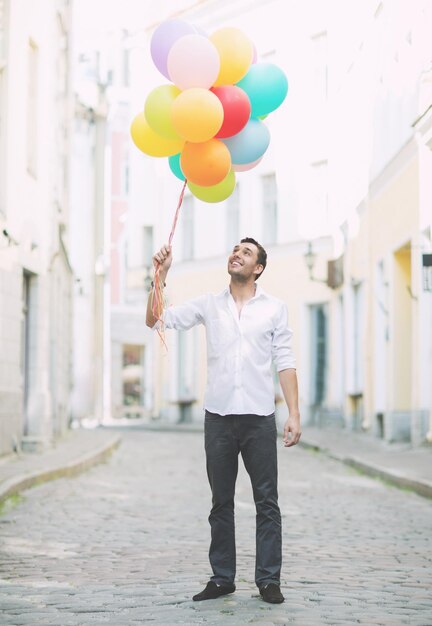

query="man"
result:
[146,237,301,604]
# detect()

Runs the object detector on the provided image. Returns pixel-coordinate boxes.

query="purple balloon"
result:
[150,19,197,79]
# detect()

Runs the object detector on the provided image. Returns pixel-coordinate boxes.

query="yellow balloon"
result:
[188,170,236,203]
[210,27,253,86]
[130,112,184,157]
[171,88,223,143]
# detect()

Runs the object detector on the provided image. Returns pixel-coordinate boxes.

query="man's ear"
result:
[254,264,264,277]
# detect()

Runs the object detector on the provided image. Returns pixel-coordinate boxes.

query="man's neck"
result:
[229,278,257,303]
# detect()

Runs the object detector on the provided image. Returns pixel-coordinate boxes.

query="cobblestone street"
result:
[0,429,431,626]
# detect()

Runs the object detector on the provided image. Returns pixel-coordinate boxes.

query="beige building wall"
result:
[366,149,427,441]
[344,140,429,442]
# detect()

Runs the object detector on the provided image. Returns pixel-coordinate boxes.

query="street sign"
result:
[423,254,432,291]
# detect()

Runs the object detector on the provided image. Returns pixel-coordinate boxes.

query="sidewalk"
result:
[300,425,432,499]
[0,427,121,505]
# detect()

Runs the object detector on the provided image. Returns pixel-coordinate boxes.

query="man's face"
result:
[227,242,263,280]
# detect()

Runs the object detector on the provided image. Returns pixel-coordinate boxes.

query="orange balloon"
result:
[171,88,223,143]
[180,139,231,186]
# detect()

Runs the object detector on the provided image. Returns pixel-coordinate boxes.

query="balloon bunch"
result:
[131,19,288,203]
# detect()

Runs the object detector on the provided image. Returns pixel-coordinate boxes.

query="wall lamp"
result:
[304,241,327,284]
[1,228,19,249]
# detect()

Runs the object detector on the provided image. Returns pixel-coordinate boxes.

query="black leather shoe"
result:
[192,581,236,601]
[259,583,285,604]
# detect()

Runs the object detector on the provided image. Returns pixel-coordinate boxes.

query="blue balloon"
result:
[236,63,288,118]
[168,153,185,181]
[222,119,270,165]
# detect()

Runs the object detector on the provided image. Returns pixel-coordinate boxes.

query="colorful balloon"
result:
[168,153,185,181]
[232,156,263,172]
[150,19,196,79]
[130,112,184,157]
[167,34,220,90]
[144,84,182,140]
[236,63,288,117]
[210,27,253,86]
[134,19,289,203]
[188,170,236,203]
[211,85,251,138]
[180,139,231,186]
[171,88,224,143]
[222,119,270,164]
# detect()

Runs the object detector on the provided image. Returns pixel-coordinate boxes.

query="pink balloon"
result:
[232,156,263,172]
[167,34,220,90]
[150,19,196,79]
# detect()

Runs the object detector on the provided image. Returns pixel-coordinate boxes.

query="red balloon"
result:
[211,85,251,139]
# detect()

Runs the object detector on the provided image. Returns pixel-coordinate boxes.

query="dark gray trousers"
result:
[204,411,282,588]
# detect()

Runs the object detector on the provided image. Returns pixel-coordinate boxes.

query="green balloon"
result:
[144,84,181,140]
[169,153,185,181]
[236,63,288,118]
[188,170,236,203]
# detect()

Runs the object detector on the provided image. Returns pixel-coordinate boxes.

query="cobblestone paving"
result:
[0,429,431,626]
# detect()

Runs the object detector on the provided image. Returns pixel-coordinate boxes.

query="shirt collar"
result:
[222,284,267,301]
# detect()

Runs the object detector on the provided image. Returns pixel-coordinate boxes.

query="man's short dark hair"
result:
[240,237,267,280]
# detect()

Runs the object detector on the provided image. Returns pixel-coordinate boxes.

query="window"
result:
[226,184,239,251]
[182,195,194,260]
[27,39,38,177]
[262,173,277,245]
[122,159,129,196]
[143,226,153,268]
[122,47,130,87]
[122,344,144,407]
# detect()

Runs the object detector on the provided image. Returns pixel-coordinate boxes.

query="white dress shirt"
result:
[162,285,296,416]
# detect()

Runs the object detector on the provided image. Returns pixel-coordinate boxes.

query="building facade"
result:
[0,0,73,454]
[79,0,432,445]
[328,0,432,442]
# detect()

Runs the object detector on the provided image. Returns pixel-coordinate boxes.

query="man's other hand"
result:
[283,414,302,447]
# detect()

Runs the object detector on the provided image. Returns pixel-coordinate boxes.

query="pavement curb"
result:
[0,434,122,505]
[300,439,432,500]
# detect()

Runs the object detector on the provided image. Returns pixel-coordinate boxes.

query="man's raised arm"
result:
[146,244,172,328]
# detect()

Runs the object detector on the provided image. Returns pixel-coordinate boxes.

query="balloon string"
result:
[168,179,187,246]
[152,179,188,348]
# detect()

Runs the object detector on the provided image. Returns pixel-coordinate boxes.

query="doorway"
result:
[310,304,327,422]
[21,272,32,436]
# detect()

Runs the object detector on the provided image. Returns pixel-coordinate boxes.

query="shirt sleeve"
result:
[161,295,206,331]
[272,303,296,371]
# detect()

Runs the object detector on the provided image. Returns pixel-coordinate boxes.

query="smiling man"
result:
[146,237,301,604]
